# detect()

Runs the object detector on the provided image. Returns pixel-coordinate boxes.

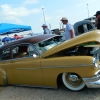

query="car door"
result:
[10,44,44,86]
[75,24,86,36]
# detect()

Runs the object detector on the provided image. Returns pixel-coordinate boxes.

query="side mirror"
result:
[33,54,37,58]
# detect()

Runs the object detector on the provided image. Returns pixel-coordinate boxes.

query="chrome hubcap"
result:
[69,74,79,82]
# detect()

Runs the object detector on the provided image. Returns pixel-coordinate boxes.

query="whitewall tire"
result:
[62,73,85,91]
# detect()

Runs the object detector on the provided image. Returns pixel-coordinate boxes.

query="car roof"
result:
[0,34,61,50]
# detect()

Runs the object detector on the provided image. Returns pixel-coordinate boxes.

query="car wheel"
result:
[62,73,85,91]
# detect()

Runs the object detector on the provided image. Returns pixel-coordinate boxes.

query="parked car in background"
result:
[0,30,100,91]
[84,16,96,26]
[74,20,96,36]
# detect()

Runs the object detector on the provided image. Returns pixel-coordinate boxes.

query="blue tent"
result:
[0,23,32,35]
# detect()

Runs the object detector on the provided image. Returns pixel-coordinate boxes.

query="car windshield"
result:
[34,36,62,54]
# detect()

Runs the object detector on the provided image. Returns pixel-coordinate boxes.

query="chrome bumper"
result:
[83,70,100,88]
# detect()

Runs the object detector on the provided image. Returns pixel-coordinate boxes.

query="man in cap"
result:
[94,11,100,29]
[60,17,75,41]
[41,24,52,34]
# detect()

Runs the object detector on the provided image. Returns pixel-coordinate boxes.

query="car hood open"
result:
[42,30,100,57]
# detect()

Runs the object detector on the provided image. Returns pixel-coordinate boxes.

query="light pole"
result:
[87,4,89,18]
[49,23,51,29]
[42,7,46,23]
[59,22,61,30]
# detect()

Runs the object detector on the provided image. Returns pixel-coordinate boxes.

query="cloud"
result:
[0,4,41,23]
[23,0,39,5]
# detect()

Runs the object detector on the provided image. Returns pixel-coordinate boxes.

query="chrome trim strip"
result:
[0,59,11,62]
[88,80,100,88]
[17,67,40,70]
[12,84,57,89]
[11,56,35,60]
[0,56,40,62]
[42,64,93,69]
[91,47,100,55]
[16,64,93,70]
[94,70,100,76]
[83,75,100,82]
[83,70,100,88]
[0,57,31,62]
[11,56,40,60]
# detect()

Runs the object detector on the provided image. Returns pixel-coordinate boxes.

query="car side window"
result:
[77,25,84,34]
[84,23,93,31]
[12,45,39,59]
[0,48,11,61]
[87,24,92,30]
[28,45,38,57]
[12,45,29,59]
[35,43,45,54]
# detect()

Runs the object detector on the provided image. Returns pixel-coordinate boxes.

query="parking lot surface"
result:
[0,85,100,100]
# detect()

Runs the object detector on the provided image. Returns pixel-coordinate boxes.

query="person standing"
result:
[94,11,100,29]
[41,24,52,34]
[14,34,23,39]
[60,17,75,40]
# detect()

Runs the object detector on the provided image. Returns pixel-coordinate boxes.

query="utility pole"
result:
[42,7,46,23]
[87,4,89,18]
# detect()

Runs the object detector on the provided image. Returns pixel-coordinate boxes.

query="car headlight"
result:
[93,58,99,68]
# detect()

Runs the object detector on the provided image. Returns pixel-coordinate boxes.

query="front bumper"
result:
[83,70,100,88]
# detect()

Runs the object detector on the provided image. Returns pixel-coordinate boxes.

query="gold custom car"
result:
[0,30,100,91]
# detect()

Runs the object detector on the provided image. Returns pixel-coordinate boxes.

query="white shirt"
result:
[44,28,52,34]
[64,23,75,40]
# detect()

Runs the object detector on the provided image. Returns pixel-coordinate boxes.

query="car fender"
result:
[0,68,7,85]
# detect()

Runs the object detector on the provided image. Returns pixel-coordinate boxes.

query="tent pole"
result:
[30,30,33,36]
[0,35,2,45]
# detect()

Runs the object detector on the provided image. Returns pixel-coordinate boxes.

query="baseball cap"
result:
[60,17,68,21]
[41,24,47,27]
[94,11,100,16]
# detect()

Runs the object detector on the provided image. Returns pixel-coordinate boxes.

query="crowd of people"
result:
[42,17,75,40]
[2,11,100,45]
[2,34,23,44]
[41,10,100,41]
[41,16,75,41]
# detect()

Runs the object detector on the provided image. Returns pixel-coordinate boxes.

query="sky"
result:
[0,0,100,33]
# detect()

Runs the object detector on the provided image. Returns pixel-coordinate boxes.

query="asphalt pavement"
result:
[0,85,100,100]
